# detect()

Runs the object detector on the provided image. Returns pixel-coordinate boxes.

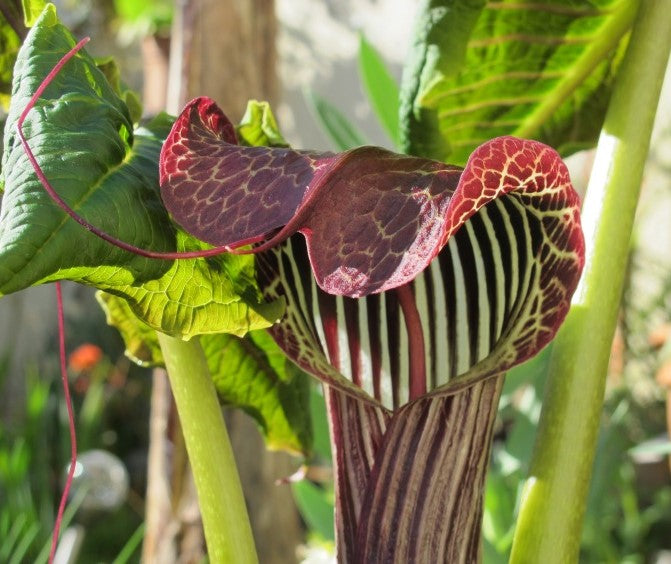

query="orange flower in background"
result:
[68,343,104,372]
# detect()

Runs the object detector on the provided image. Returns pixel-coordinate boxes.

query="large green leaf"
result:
[98,292,312,455]
[0,5,281,338]
[400,0,637,164]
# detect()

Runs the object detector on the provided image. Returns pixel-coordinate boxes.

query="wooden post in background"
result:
[168,0,278,119]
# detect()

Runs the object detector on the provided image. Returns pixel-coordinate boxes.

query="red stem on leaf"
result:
[49,282,77,564]
[395,283,426,400]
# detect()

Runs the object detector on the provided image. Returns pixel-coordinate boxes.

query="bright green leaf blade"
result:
[105,227,285,339]
[305,89,369,151]
[358,34,400,146]
[111,522,145,564]
[0,7,21,111]
[308,385,331,462]
[237,99,289,147]
[97,291,164,366]
[99,291,311,455]
[22,0,46,26]
[291,479,335,541]
[0,6,280,338]
[400,0,637,164]
[205,331,313,455]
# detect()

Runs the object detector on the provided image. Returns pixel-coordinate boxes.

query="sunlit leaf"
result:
[0,4,22,110]
[236,99,289,147]
[400,0,637,164]
[22,0,46,27]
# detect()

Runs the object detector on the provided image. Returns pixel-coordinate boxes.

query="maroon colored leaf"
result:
[160,97,463,297]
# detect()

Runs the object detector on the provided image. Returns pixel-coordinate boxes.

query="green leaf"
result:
[483,469,516,555]
[97,291,164,366]
[305,89,369,151]
[308,385,331,462]
[113,0,172,33]
[205,331,312,455]
[400,0,637,164]
[0,6,281,338]
[357,34,400,146]
[0,6,22,110]
[237,100,288,147]
[99,291,312,455]
[291,479,335,541]
[95,56,143,123]
[22,0,46,27]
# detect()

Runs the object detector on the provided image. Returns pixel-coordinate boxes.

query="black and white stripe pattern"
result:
[257,192,543,411]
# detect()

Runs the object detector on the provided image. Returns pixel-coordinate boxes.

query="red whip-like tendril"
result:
[49,283,78,564]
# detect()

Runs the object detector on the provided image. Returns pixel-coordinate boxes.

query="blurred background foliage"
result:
[0,285,148,562]
[0,1,670,562]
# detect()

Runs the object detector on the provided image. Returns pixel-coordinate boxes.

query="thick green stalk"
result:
[510,2,671,563]
[157,332,258,564]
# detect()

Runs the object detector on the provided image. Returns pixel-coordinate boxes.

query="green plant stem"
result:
[513,0,638,139]
[157,332,258,564]
[509,2,671,563]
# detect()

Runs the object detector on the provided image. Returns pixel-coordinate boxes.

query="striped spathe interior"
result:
[257,137,584,411]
